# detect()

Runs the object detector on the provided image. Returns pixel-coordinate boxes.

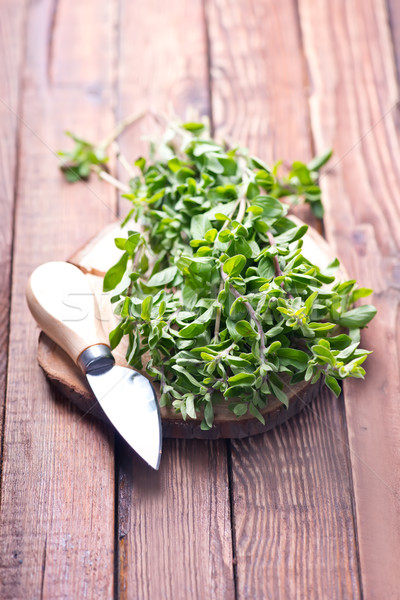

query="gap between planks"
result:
[113,1,235,598]
[0,0,29,508]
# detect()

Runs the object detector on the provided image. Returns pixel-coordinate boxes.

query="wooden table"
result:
[1,1,399,598]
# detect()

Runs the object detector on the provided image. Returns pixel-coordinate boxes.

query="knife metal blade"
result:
[26,261,162,470]
[78,344,162,470]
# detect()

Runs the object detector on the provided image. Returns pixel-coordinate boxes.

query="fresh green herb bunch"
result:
[58,131,109,181]
[61,120,376,429]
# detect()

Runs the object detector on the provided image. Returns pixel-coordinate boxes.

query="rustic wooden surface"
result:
[299,2,400,598]
[0,0,399,599]
[0,0,26,485]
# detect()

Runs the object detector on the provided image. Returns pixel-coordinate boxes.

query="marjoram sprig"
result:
[60,118,376,429]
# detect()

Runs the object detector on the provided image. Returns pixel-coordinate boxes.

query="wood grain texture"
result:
[206,0,312,162]
[118,438,234,600]
[298,1,400,598]
[0,0,117,598]
[115,0,234,597]
[230,390,361,599]
[206,0,362,597]
[116,0,211,178]
[0,0,27,463]
[205,0,322,232]
[387,0,400,84]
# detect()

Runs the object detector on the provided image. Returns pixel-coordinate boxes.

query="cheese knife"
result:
[26,261,162,470]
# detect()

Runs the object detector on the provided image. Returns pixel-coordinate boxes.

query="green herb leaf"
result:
[325,375,341,397]
[103,252,129,292]
[232,403,248,417]
[235,320,257,338]
[223,254,247,277]
[179,322,208,339]
[307,149,333,171]
[141,296,153,321]
[109,322,124,350]
[249,404,265,424]
[228,373,256,386]
[270,382,288,408]
[338,305,377,328]
[147,266,178,287]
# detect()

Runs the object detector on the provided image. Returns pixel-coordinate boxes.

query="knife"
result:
[26,261,162,470]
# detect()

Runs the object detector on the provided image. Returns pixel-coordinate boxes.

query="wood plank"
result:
[206,0,311,161]
[387,0,400,84]
[206,0,362,597]
[229,391,361,599]
[298,0,400,598]
[115,0,234,597]
[0,0,27,462]
[118,439,233,599]
[0,0,117,598]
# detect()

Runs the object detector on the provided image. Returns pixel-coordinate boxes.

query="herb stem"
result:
[158,365,171,402]
[219,198,240,233]
[221,268,266,357]
[219,342,236,359]
[113,142,137,178]
[214,306,222,340]
[236,196,247,223]
[232,286,266,355]
[266,231,283,276]
[127,244,144,297]
[219,195,247,235]
[213,283,224,340]
[99,109,147,150]
[266,230,294,299]
[92,166,130,193]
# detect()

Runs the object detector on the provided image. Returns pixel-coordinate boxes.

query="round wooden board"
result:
[37,219,341,439]
[38,331,323,439]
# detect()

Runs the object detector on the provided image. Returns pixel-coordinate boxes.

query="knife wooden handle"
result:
[26,261,110,365]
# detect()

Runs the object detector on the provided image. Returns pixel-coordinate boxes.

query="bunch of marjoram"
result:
[60,120,376,430]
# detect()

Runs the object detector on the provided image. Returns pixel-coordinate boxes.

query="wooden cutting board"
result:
[37,219,340,439]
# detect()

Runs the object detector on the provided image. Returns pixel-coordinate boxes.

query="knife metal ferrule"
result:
[77,344,115,376]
